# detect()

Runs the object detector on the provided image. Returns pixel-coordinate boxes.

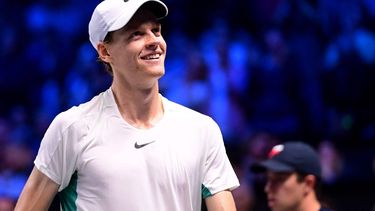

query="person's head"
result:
[251,142,322,211]
[88,0,168,79]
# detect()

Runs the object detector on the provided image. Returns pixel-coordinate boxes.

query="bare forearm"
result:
[205,190,237,211]
[15,167,59,211]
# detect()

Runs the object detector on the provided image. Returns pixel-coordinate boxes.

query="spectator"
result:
[251,141,333,211]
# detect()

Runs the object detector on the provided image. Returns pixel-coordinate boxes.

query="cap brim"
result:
[109,0,168,33]
[251,160,295,173]
[142,0,168,19]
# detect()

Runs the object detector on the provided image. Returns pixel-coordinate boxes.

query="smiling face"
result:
[99,7,167,89]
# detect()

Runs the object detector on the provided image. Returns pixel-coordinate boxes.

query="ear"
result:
[97,42,111,63]
[304,174,316,194]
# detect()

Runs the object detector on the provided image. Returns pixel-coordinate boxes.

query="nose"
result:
[264,181,271,193]
[145,32,160,50]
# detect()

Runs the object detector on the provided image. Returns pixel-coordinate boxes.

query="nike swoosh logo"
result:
[134,140,155,149]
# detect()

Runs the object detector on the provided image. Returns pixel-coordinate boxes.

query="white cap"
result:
[88,0,168,50]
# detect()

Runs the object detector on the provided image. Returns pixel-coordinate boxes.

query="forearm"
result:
[15,167,59,211]
[205,190,237,211]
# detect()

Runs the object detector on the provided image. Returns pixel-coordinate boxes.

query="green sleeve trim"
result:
[59,171,78,211]
[201,184,212,199]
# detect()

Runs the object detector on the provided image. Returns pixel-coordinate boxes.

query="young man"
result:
[251,142,333,211]
[14,0,239,210]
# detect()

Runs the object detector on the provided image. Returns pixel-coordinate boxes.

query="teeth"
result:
[143,54,160,60]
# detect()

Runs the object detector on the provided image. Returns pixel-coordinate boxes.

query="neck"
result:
[111,82,164,129]
[297,192,321,211]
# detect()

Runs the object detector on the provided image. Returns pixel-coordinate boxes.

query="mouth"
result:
[140,53,162,60]
[268,198,276,207]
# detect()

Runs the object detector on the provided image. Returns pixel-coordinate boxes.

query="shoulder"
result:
[50,91,107,133]
[163,96,216,125]
[162,96,222,137]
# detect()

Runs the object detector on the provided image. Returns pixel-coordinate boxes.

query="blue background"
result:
[0,0,374,210]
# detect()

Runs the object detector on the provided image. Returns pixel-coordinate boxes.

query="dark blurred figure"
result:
[0,197,14,211]
[318,140,344,184]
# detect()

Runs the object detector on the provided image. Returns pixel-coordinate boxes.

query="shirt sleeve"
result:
[202,118,240,198]
[34,111,80,192]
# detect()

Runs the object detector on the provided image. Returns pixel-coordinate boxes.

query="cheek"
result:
[274,182,297,197]
[114,47,136,63]
[281,184,305,203]
[160,37,167,52]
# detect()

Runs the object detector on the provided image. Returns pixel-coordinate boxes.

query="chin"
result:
[153,65,165,74]
[149,69,165,79]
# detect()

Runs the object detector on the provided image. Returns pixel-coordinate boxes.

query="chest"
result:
[76,122,205,191]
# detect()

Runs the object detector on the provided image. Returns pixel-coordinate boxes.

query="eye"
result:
[129,31,143,39]
[152,26,161,36]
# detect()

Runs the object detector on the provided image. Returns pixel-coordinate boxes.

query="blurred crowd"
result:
[1,0,375,210]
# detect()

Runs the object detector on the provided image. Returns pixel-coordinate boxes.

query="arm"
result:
[205,190,236,211]
[14,166,59,211]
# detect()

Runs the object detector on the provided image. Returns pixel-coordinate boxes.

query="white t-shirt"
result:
[34,88,239,211]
